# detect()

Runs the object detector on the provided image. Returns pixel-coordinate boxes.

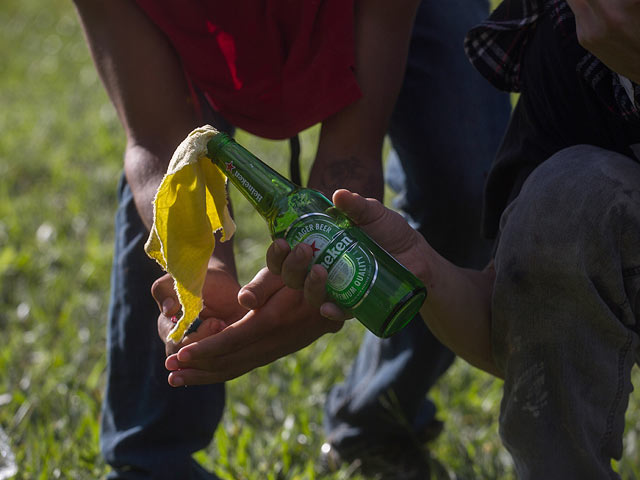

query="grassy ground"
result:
[1,1,639,479]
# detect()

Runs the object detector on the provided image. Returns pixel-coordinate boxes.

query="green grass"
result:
[1,1,639,479]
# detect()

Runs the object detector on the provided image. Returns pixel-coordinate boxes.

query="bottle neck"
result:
[207,133,296,218]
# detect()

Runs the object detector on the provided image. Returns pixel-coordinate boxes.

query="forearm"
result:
[123,144,174,230]
[308,0,420,201]
[417,245,501,377]
[308,150,384,201]
[74,0,200,229]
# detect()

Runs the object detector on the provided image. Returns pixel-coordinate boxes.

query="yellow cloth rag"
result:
[144,125,235,343]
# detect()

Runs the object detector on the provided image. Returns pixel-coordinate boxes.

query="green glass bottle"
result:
[207,132,426,337]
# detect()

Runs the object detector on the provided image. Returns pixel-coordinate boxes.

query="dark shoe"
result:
[320,440,433,479]
[417,419,444,444]
[318,418,450,479]
[319,429,451,479]
[107,459,219,480]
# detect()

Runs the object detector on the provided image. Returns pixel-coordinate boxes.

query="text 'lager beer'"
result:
[207,132,426,338]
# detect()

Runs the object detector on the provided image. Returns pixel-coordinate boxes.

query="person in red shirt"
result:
[73,0,509,478]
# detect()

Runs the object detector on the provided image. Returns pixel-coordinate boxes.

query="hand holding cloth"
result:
[145,125,235,342]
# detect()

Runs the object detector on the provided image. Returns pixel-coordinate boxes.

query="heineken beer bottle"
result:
[207,132,426,338]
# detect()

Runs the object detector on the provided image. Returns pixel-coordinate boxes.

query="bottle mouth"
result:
[206,131,232,160]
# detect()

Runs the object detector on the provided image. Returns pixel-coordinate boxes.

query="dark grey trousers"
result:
[493,145,640,479]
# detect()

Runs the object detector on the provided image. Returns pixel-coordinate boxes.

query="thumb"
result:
[332,189,385,226]
[151,273,180,316]
[238,267,285,309]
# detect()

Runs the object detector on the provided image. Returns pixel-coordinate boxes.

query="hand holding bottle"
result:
[266,189,432,321]
[207,132,426,338]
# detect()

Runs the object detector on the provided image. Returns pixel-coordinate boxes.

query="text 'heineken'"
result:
[207,132,427,337]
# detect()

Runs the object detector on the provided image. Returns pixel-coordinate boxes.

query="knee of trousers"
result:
[492,146,640,474]
[492,145,640,361]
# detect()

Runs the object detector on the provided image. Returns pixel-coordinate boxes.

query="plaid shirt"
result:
[464,0,640,123]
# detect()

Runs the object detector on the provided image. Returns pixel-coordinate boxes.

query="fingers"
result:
[151,273,180,316]
[163,310,287,384]
[241,263,347,319]
[266,238,290,275]
[281,243,313,289]
[161,284,350,386]
[177,308,279,363]
[268,238,314,290]
[320,302,352,322]
[332,189,385,226]
[167,368,220,387]
[303,264,329,307]
[164,309,342,385]
[166,362,256,386]
[237,267,285,309]
[333,189,420,257]
[181,316,227,344]
[158,314,180,355]
[158,313,228,356]
[302,265,351,321]
[166,352,264,385]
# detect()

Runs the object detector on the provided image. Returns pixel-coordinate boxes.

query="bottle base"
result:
[378,287,427,338]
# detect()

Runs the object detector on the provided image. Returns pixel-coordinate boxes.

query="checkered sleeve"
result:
[610,74,640,122]
[465,0,640,123]
[464,0,546,92]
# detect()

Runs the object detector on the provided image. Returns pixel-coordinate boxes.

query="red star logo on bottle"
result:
[225,161,235,172]
[309,240,321,256]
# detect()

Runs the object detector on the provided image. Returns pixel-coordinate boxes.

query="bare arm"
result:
[334,190,500,377]
[419,254,499,377]
[74,0,195,228]
[75,0,238,358]
[268,190,502,378]
[308,0,421,201]
[73,0,236,273]
[567,0,640,83]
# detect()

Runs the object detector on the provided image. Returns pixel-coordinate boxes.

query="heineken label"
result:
[224,160,263,203]
[285,213,377,308]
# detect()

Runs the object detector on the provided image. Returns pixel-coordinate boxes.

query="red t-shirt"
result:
[134,0,362,139]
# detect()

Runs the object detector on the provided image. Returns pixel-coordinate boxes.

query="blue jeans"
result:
[493,145,640,478]
[324,0,511,449]
[101,176,224,480]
